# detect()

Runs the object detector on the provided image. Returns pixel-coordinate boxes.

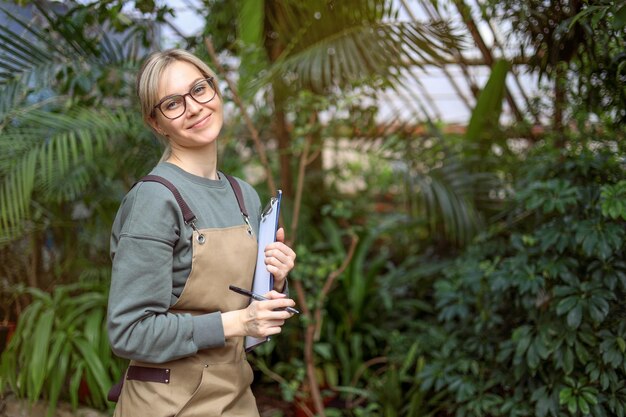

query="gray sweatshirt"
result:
[107,163,262,363]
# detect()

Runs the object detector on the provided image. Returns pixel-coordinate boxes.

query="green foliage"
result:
[601,180,626,220]
[414,144,626,417]
[0,108,147,242]
[2,2,624,417]
[0,282,126,415]
[465,59,509,143]
[258,0,461,94]
[486,0,626,125]
[0,3,158,301]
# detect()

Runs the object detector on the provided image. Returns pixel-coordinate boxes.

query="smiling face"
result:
[149,60,224,152]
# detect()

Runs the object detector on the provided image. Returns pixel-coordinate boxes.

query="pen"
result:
[228,285,300,314]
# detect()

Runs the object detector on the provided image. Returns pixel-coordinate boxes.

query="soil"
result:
[0,395,107,417]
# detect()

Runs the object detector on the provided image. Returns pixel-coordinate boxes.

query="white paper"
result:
[245,190,282,351]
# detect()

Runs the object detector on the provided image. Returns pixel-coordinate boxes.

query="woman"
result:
[107,48,297,416]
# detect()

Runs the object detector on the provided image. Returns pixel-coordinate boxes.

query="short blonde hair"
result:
[136,49,222,160]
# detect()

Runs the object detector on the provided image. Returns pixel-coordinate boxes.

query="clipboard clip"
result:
[262,197,277,219]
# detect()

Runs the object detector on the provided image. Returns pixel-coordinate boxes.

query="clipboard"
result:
[245,190,282,351]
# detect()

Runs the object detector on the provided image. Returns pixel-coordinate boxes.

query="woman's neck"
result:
[166,146,219,180]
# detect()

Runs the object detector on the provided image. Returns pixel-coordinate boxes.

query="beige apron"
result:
[113,176,260,417]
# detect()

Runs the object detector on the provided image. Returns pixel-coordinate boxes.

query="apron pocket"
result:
[117,362,203,417]
[173,367,208,417]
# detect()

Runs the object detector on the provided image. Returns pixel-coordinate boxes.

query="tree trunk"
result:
[272,98,294,198]
[554,64,566,145]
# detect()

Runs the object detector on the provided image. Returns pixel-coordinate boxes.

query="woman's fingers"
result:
[243,295,296,338]
[264,243,296,280]
[275,227,285,243]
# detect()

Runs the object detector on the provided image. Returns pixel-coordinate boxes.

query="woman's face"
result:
[150,60,223,151]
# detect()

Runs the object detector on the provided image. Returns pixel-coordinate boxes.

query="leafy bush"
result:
[416,144,626,417]
[0,282,126,415]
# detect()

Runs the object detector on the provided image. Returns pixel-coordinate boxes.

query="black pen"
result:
[229,285,300,314]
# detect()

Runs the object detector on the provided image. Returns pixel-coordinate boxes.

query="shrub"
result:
[418,143,626,417]
[0,282,126,415]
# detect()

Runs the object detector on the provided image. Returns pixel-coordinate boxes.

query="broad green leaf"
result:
[45,342,70,417]
[466,62,509,144]
[578,396,590,414]
[589,296,609,323]
[527,343,540,369]
[581,389,598,405]
[556,296,578,315]
[28,311,54,401]
[613,4,626,29]
[72,338,111,400]
[567,396,578,414]
[566,303,583,329]
[563,347,574,375]
[68,361,84,410]
[559,387,572,404]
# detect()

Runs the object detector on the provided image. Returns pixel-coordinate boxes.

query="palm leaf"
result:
[0,4,144,111]
[258,0,461,93]
[466,59,509,142]
[0,6,71,89]
[0,107,143,243]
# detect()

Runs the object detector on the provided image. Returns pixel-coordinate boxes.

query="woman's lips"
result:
[188,113,212,129]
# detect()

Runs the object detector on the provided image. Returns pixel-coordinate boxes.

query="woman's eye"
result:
[164,98,182,110]
[193,84,207,95]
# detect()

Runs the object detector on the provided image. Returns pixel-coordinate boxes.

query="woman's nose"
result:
[185,95,202,115]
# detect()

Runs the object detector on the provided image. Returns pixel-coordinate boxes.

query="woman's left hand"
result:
[264,227,296,292]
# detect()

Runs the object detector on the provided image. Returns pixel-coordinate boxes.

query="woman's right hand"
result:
[222,291,296,339]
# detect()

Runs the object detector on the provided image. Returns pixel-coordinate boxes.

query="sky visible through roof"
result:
[161,0,543,127]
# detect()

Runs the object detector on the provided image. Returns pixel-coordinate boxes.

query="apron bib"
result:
[113,175,260,417]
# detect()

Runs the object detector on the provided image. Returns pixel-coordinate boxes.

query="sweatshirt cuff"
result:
[192,312,226,350]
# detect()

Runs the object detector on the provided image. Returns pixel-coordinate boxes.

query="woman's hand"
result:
[222,291,296,338]
[264,227,296,292]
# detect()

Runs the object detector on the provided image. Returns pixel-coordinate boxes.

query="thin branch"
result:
[293,280,310,318]
[305,148,322,166]
[318,236,358,310]
[251,357,288,385]
[314,234,359,340]
[289,114,317,243]
[346,356,389,408]
[292,233,359,417]
[295,399,316,417]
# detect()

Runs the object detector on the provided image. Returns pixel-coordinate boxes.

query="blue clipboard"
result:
[245,190,282,351]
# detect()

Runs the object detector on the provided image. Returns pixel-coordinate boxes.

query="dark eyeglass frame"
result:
[152,77,217,120]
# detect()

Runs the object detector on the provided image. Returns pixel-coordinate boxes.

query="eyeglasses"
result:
[152,77,217,120]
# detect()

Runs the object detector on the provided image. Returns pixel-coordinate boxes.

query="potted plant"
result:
[0,279,24,354]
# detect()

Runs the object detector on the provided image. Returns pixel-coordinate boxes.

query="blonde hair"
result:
[136,49,221,161]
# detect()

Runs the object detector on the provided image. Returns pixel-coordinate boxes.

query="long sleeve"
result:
[107,181,226,363]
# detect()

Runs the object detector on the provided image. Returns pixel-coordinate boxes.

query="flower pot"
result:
[0,321,16,353]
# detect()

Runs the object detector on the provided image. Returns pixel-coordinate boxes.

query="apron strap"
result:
[135,173,250,227]
[224,174,249,217]
[139,174,197,225]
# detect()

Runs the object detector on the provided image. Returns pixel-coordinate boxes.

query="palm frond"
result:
[0,6,68,86]
[0,4,144,110]
[262,0,461,93]
[0,107,143,243]
[410,155,483,245]
[375,131,500,246]
[0,148,37,240]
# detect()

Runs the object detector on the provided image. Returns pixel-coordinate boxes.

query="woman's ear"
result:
[148,116,167,137]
